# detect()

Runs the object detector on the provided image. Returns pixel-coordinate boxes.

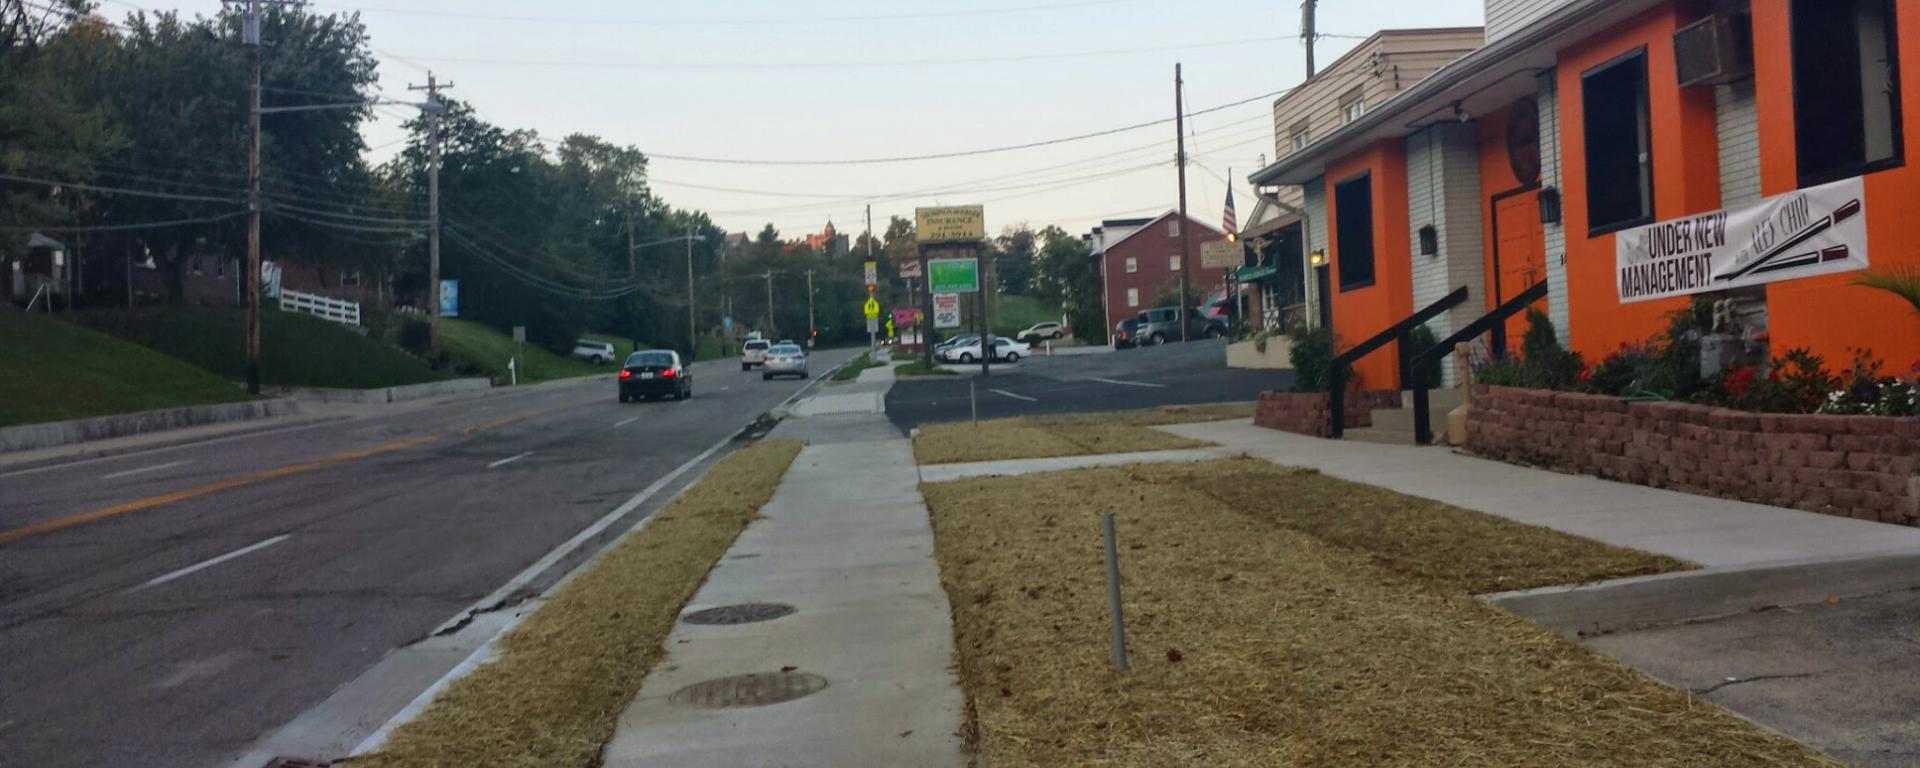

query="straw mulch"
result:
[354,439,805,768]
[913,402,1254,465]
[923,459,1836,768]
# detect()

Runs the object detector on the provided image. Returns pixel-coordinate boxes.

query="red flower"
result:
[1577,367,1595,383]
[1723,366,1757,398]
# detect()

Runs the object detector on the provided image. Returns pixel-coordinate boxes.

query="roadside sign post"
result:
[916,205,985,370]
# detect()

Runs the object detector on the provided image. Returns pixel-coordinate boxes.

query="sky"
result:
[142,0,1486,241]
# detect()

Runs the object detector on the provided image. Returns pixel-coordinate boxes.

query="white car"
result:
[571,339,616,365]
[1017,322,1064,342]
[740,338,771,370]
[941,336,1030,364]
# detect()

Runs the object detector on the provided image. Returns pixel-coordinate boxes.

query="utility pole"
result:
[409,72,452,360]
[243,0,263,394]
[685,223,696,358]
[1175,62,1193,342]
[764,270,775,336]
[804,269,815,347]
[626,204,637,278]
[1302,0,1318,77]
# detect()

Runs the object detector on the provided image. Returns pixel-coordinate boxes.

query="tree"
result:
[1034,226,1104,343]
[991,225,1036,295]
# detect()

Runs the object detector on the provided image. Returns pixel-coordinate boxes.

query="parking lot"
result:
[885,339,1291,429]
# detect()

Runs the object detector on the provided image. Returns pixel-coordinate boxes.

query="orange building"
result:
[1251,0,1920,391]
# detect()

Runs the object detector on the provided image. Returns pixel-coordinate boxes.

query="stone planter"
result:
[1464,385,1920,526]
[1255,389,1401,438]
[1226,337,1294,369]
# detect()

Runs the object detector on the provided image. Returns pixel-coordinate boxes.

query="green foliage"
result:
[1821,350,1920,416]
[1472,311,1585,391]
[1289,325,1337,393]
[1853,266,1920,317]
[0,311,254,426]
[1404,324,1445,388]
[437,318,614,384]
[895,360,958,377]
[832,352,887,381]
[1029,226,1105,344]
[989,294,1063,337]
[72,307,449,389]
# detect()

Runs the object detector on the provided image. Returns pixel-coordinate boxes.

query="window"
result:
[1333,173,1376,291]
[1168,219,1181,237]
[341,268,361,287]
[1340,88,1368,123]
[1581,48,1653,234]
[1169,255,1182,271]
[1126,288,1140,307]
[1125,256,1138,273]
[1792,0,1903,186]
[1289,121,1311,152]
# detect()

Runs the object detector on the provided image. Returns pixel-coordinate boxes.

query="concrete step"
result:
[1342,426,1420,445]
[1399,387,1465,411]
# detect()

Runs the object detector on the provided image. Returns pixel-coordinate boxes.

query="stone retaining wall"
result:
[1255,389,1400,438]
[1465,385,1920,525]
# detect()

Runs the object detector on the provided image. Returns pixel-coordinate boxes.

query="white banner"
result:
[932,292,961,329]
[1616,176,1868,303]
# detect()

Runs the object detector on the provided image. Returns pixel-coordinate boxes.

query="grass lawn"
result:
[912,403,1255,464]
[440,318,623,384]
[357,439,804,768]
[988,294,1063,338]
[0,311,255,426]
[73,306,448,390]
[830,351,886,381]
[895,360,958,377]
[920,458,1830,767]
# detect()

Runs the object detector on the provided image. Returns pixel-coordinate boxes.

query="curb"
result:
[1484,551,1920,637]
[272,378,493,405]
[0,399,303,455]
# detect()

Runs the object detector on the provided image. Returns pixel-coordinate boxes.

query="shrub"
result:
[1473,311,1584,390]
[1404,323,1445,388]
[1289,325,1337,393]
[398,318,433,358]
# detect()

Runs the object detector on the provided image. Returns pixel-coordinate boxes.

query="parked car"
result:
[1116,306,1226,347]
[941,336,1030,364]
[762,343,809,380]
[740,338,771,370]
[571,339,617,365]
[1112,316,1142,349]
[1016,322,1064,342]
[934,334,977,355]
[619,350,692,402]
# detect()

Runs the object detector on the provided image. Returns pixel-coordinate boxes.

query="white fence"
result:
[280,288,361,326]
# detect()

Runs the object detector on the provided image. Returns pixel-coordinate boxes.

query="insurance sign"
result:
[1615,176,1869,303]
[916,206,985,242]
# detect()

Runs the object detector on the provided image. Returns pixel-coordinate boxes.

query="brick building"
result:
[1086,210,1232,336]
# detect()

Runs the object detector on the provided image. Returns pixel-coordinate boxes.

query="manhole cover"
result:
[670,671,828,708]
[682,602,795,625]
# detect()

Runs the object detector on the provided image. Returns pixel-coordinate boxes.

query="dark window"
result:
[1582,48,1653,234]
[1333,173,1376,291]
[1792,0,1903,186]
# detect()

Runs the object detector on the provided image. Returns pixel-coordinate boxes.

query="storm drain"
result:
[670,671,829,708]
[681,602,795,625]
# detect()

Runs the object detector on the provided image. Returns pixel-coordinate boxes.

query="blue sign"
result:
[439,279,459,318]
[722,315,733,333]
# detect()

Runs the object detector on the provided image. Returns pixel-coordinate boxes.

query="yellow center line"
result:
[0,400,590,545]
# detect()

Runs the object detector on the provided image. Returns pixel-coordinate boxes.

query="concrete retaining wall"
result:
[1226,338,1294,369]
[274,377,492,405]
[1465,385,1920,526]
[0,398,301,454]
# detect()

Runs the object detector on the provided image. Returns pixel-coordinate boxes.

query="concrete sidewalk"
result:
[601,366,966,767]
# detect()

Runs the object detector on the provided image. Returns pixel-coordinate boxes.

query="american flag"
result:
[1222,173,1238,235]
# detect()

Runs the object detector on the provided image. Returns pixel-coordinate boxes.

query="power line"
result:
[1,210,248,233]
[0,172,245,204]
[312,0,1136,27]
[264,200,428,226]
[402,36,1293,75]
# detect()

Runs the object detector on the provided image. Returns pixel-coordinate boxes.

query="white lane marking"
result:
[1093,377,1168,389]
[101,460,189,480]
[613,416,641,428]
[990,388,1038,402]
[127,535,291,593]
[487,452,534,469]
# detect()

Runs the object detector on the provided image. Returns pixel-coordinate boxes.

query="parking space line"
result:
[127,534,291,592]
[487,452,534,469]
[1093,377,1167,389]
[990,388,1038,402]
[614,416,641,428]
[101,460,189,480]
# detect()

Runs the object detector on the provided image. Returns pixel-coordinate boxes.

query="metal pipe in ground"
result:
[970,380,977,426]
[1101,512,1129,673]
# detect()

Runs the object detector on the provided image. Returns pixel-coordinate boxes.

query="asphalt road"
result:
[885,339,1292,429]
[0,349,857,768]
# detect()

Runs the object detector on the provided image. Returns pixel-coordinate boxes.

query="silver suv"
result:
[1126,307,1226,347]
[571,339,616,365]
[740,338,771,370]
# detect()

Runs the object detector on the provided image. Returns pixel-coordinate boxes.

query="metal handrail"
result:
[1406,280,1550,444]
[1328,286,1470,439]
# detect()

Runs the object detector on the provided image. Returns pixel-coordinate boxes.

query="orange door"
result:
[1491,191,1546,352]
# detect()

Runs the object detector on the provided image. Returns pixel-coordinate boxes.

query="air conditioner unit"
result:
[1674,13,1752,88]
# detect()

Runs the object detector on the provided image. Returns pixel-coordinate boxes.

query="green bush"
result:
[1405,324,1445,388]
[1472,311,1584,390]
[1289,325,1337,393]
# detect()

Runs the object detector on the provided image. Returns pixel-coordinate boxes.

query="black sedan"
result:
[618,350,693,402]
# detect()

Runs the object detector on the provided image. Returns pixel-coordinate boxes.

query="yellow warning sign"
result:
[863,296,881,318]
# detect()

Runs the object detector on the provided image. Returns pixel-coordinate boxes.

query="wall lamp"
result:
[1309,249,1328,267]
[1539,187,1563,225]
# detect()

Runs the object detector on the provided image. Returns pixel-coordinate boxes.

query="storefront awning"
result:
[1235,265,1278,283]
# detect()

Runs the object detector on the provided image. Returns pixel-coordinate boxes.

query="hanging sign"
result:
[1200,239,1243,269]
[898,259,923,279]
[932,293,961,329]
[1615,176,1869,303]
[892,307,922,327]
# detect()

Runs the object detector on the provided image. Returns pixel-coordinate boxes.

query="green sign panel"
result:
[927,258,980,293]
